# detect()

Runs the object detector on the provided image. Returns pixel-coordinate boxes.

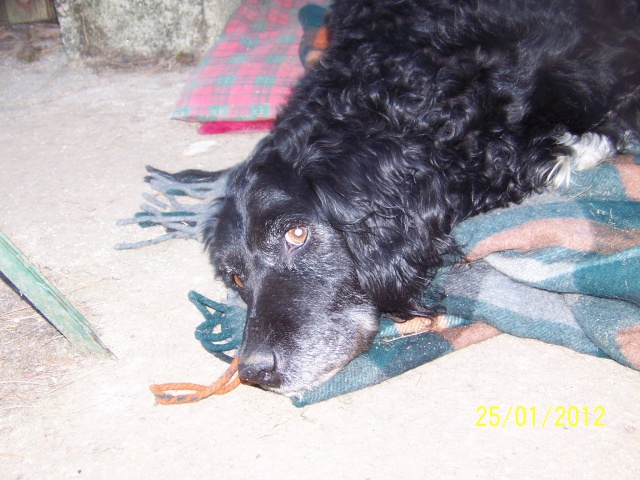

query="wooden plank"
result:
[0,230,114,358]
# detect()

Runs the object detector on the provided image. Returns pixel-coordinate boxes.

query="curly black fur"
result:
[194,0,640,394]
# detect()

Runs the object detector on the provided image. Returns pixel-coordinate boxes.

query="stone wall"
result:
[54,0,240,61]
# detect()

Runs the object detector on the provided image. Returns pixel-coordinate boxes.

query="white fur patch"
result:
[549,132,616,187]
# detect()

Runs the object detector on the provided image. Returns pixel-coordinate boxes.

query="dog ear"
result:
[302,147,459,318]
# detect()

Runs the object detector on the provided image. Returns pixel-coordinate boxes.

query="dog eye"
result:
[285,226,308,247]
[232,274,245,289]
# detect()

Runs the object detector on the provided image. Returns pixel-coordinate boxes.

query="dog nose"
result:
[238,347,282,389]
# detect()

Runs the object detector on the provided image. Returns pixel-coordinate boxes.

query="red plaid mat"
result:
[172,0,326,126]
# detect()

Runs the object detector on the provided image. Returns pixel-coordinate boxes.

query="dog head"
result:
[204,122,458,395]
[205,144,382,395]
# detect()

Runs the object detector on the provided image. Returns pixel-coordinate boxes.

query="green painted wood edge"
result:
[0,230,114,358]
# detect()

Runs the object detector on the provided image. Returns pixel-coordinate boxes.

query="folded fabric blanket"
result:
[118,147,640,406]
[172,0,330,134]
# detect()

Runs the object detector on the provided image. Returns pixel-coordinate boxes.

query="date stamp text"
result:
[475,405,605,428]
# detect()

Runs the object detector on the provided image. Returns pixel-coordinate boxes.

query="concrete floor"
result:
[1,47,640,479]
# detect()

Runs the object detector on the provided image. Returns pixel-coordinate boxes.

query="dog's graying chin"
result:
[194,0,640,394]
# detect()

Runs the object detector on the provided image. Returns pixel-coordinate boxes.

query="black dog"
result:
[176,0,640,395]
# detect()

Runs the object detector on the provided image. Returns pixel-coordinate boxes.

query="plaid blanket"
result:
[118,149,640,406]
[172,0,330,126]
